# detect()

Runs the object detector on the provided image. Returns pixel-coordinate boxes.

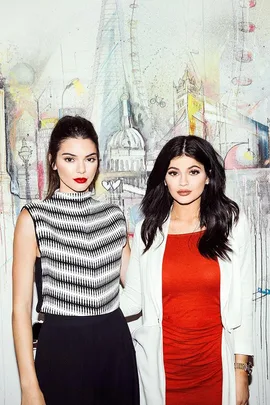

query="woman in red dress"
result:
[121,135,253,405]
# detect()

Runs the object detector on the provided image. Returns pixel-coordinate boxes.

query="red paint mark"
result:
[37,162,44,199]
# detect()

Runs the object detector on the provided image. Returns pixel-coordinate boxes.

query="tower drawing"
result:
[128,0,159,168]
[88,0,157,167]
[88,0,127,160]
[162,67,205,143]
[129,1,152,121]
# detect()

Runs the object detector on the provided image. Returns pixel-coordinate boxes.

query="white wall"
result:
[1,1,270,403]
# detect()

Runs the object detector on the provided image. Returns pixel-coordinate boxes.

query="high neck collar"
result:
[52,189,93,202]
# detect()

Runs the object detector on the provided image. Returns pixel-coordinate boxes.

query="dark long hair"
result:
[141,135,239,260]
[46,115,100,199]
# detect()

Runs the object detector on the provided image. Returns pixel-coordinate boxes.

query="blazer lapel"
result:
[148,216,171,322]
[218,256,232,329]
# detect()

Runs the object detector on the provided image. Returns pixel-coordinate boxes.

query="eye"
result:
[189,169,200,175]
[64,157,74,162]
[167,171,178,176]
[87,157,97,163]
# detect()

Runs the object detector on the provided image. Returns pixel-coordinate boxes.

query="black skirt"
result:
[35,308,139,405]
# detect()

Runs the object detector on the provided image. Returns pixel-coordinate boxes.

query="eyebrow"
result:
[61,152,97,157]
[167,165,202,170]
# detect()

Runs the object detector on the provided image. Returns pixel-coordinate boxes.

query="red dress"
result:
[162,231,222,405]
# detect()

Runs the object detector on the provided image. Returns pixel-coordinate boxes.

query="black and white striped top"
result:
[24,190,127,316]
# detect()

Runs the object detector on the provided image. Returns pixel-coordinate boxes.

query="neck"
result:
[169,201,203,234]
[171,200,200,223]
[52,189,93,201]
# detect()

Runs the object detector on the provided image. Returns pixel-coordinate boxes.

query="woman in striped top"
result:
[12,116,139,405]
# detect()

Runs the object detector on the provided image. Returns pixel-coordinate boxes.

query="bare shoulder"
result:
[14,208,36,242]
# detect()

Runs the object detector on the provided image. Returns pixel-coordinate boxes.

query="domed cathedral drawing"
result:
[104,93,146,173]
[101,91,147,215]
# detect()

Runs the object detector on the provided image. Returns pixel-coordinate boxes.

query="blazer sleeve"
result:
[233,213,254,355]
[120,222,142,317]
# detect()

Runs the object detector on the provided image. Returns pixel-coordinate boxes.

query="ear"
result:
[205,178,209,185]
[164,180,167,186]
[48,154,57,171]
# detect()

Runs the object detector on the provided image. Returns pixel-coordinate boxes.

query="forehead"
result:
[58,137,97,153]
[168,155,204,168]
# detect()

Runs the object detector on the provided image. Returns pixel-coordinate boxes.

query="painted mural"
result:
[0,0,269,403]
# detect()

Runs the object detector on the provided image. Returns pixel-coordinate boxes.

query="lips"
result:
[177,190,191,196]
[73,178,87,184]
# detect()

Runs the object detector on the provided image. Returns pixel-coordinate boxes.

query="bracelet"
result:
[234,362,253,376]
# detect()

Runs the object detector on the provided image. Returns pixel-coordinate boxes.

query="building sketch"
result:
[0,0,269,403]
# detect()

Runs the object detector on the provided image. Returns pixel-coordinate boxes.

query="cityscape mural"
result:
[0,0,269,403]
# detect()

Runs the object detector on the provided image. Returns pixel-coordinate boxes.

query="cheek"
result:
[89,162,98,173]
[198,179,208,190]
[55,162,72,177]
[166,180,178,194]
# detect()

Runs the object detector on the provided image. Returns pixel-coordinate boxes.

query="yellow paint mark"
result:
[187,94,203,135]
[72,79,85,96]
[243,150,254,161]
[41,117,58,128]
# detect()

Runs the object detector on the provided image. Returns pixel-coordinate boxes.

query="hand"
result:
[21,387,46,405]
[235,369,249,405]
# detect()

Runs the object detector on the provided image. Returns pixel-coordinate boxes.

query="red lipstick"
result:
[177,190,191,196]
[73,178,87,184]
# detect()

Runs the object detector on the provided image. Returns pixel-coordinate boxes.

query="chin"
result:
[64,183,91,193]
[76,185,90,193]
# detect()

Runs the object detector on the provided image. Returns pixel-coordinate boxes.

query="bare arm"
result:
[235,354,249,405]
[234,214,254,405]
[120,239,131,286]
[12,209,45,404]
[120,224,142,317]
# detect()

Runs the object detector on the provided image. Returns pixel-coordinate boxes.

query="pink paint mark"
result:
[238,22,256,32]
[239,0,256,8]
[235,50,253,63]
[249,23,256,32]
[37,162,45,199]
[231,77,252,86]
[247,99,263,115]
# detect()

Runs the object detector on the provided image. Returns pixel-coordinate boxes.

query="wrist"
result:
[234,361,253,376]
[235,368,249,377]
[21,377,40,392]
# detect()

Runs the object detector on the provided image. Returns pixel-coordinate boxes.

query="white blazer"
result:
[121,212,254,405]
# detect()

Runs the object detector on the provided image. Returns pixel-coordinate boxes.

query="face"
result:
[165,155,209,206]
[52,137,99,193]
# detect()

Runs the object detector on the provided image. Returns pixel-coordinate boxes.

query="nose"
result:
[76,160,86,174]
[179,174,188,186]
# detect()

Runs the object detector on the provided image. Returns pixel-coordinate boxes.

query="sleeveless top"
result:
[24,190,127,316]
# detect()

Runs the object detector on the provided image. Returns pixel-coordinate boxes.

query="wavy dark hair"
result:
[141,135,239,260]
[46,115,100,199]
